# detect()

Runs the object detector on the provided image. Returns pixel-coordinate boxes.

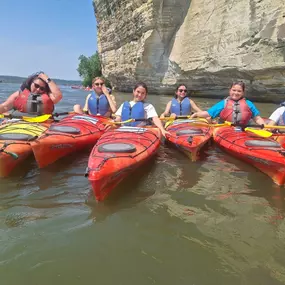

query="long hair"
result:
[20,72,50,93]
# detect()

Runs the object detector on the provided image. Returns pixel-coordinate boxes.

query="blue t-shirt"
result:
[207,99,260,119]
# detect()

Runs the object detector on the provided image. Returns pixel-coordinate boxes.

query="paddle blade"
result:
[22,114,52,123]
[245,127,272,138]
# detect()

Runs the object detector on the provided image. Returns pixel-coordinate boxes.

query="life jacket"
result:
[87,91,110,116]
[219,97,252,125]
[13,88,54,115]
[170,97,191,115]
[121,101,145,127]
[277,102,285,126]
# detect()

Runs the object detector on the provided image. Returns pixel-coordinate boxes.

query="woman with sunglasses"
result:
[114,82,169,137]
[73,77,117,117]
[160,84,203,119]
[0,72,62,115]
[191,81,264,125]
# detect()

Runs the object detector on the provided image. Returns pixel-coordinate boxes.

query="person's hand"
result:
[161,129,171,138]
[104,124,112,131]
[190,112,198,119]
[170,113,177,119]
[101,84,110,95]
[160,114,165,119]
[38,72,49,82]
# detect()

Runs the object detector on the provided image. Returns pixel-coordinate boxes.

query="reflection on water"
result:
[1,83,285,285]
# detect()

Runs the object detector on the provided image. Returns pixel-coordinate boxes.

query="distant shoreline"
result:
[0,75,82,85]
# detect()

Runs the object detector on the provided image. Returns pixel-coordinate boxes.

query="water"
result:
[1,83,285,285]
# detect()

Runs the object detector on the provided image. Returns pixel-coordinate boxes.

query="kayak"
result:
[0,120,49,177]
[30,114,109,168]
[213,126,285,185]
[165,118,212,161]
[86,126,161,201]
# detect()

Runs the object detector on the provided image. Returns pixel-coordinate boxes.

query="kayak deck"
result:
[165,119,212,161]
[213,126,285,185]
[86,126,161,201]
[31,114,108,168]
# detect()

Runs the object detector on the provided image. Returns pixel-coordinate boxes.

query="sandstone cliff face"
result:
[93,0,285,101]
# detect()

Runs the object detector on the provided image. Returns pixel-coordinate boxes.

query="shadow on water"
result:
[159,143,204,190]
[86,156,158,223]
[2,154,37,181]
[213,144,285,222]
[35,149,92,190]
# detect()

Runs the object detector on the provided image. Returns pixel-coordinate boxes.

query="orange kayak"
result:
[213,126,285,185]
[86,126,161,201]
[165,119,212,161]
[31,114,109,168]
[0,120,50,177]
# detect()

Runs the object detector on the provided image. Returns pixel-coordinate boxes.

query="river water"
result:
[1,83,285,285]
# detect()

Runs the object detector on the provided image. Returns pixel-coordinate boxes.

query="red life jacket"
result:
[13,88,54,115]
[219,97,252,125]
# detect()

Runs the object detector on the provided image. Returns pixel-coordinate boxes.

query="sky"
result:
[0,0,97,80]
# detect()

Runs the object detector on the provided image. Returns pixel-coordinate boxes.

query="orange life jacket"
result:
[13,88,54,115]
[220,97,252,125]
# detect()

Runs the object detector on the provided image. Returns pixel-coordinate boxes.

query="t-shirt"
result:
[207,99,260,118]
[269,106,285,123]
[115,101,158,119]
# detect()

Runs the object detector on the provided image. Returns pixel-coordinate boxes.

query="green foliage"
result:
[77,52,102,87]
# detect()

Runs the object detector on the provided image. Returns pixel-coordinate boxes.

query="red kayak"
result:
[213,126,285,185]
[86,126,161,201]
[31,114,109,168]
[165,118,212,161]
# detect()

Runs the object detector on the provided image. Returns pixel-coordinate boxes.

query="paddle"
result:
[221,121,273,138]
[0,112,73,123]
[245,124,285,130]
[171,119,272,137]
[0,113,50,123]
[161,116,208,123]
[112,118,151,125]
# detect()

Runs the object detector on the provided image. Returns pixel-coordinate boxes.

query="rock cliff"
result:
[93,0,285,101]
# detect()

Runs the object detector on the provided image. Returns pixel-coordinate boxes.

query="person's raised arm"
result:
[38,73,62,104]
[102,84,117,113]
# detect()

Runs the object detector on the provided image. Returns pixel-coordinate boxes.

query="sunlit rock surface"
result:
[93,0,285,101]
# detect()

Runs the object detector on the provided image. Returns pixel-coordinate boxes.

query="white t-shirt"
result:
[115,101,158,119]
[269,106,285,123]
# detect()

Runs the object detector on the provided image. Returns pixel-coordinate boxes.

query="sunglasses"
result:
[94,83,104,86]
[33,82,46,91]
[178,89,187,93]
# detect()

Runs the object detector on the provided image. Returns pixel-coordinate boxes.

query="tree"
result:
[77,52,102,87]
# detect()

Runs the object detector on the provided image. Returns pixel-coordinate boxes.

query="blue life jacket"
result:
[87,91,109,116]
[121,101,145,126]
[170,97,191,115]
[277,101,285,125]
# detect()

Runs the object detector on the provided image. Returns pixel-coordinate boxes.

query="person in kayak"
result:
[0,72,62,115]
[114,82,169,137]
[267,103,285,126]
[160,84,203,119]
[191,81,265,125]
[73,77,117,117]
